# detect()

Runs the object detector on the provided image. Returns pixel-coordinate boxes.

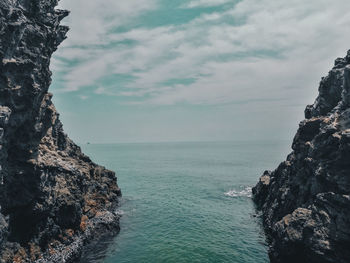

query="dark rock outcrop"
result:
[253,51,350,263]
[0,0,121,262]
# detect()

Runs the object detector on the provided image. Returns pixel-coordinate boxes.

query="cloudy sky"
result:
[52,0,350,143]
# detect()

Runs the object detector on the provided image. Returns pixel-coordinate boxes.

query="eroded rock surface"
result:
[0,0,121,262]
[253,51,350,263]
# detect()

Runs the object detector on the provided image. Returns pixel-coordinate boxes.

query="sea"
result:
[79,140,291,263]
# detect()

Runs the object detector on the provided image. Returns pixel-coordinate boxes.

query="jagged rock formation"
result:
[253,51,350,263]
[0,0,121,262]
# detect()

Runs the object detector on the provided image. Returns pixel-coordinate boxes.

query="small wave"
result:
[115,209,125,216]
[224,186,252,198]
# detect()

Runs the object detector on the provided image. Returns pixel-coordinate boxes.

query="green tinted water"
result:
[80,141,290,263]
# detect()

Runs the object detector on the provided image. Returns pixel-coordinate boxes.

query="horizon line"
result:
[77,138,292,145]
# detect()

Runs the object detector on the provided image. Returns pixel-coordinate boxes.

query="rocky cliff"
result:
[253,50,350,263]
[0,0,121,262]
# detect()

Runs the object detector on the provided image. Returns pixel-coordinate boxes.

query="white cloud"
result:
[185,0,232,8]
[56,0,157,46]
[53,0,350,107]
[78,95,88,100]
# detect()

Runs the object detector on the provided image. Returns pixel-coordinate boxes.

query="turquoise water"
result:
[80,141,290,263]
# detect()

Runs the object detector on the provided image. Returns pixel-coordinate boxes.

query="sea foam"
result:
[224,186,252,198]
[115,209,125,216]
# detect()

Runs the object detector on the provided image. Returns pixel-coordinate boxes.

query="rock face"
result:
[0,0,121,262]
[253,51,350,263]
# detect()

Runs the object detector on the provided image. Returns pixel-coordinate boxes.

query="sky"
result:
[52,0,350,143]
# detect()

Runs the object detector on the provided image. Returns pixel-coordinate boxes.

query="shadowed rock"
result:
[253,50,350,263]
[0,0,121,262]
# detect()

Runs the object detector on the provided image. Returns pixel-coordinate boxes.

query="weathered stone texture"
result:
[0,0,121,262]
[253,50,350,263]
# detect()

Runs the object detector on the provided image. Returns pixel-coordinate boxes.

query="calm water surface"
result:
[80,141,291,263]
